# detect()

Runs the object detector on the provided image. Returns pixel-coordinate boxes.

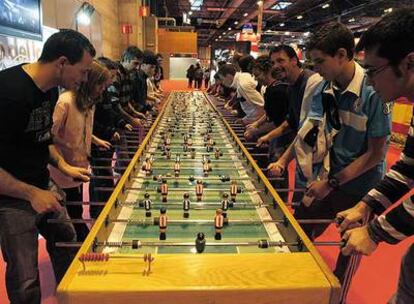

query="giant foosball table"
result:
[57,91,340,304]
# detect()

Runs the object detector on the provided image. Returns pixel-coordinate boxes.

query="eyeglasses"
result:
[364,63,390,78]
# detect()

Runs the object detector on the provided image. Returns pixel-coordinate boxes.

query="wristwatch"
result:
[327,176,340,190]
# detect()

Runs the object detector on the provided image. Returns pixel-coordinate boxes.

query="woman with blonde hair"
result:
[49,60,112,241]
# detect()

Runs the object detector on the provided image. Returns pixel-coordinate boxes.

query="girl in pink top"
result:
[49,61,111,241]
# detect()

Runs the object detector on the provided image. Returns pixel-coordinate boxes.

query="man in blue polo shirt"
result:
[297,22,391,303]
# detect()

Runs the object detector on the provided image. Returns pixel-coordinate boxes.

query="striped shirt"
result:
[365,114,414,244]
[307,62,391,196]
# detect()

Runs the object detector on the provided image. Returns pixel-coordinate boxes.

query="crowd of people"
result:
[208,8,414,304]
[0,7,413,304]
[0,29,164,303]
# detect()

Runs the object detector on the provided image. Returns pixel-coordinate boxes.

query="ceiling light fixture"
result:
[297,15,303,20]
[322,3,330,9]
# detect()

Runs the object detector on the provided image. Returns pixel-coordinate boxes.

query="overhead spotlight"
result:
[215,38,218,41]
[223,32,227,35]
[384,8,393,13]
[76,2,95,26]
[322,3,330,9]
[228,27,232,30]
[234,21,239,25]
[280,23,285,27]
[285,31,290,35]
[304,31,310,36]
[243,13,248,17]
[297,15,303,20]
[219,35,222,38]
[189,11,193,15]
[348,17,355,22]
[291,35,295,38]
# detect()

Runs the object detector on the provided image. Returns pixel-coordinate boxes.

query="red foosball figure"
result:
[174,162,180,178]
[214,148,222,160]
[203,162,210,177]
[141,158,152,176]
[230,180,240,202]
[214,208,224,240]
[160,179,168,202]
[159,207,168,240]
[195,179,204,202]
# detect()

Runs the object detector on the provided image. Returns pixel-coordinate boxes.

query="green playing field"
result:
[109,92,287,255]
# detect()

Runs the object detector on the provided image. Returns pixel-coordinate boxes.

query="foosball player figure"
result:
[203,162,210,177]
[164,147,171,159]
[195,232,206,253]
[208,137,215,147]
[143,193,152,217]
[149,154,155,164]
[195,179,204,202]
[230,180,241,202]
[183,193,191,218]
[206,143,213,153]
[164,134,171,146]
[183,133,189,144]
[214,148,223,160]
[141,158,152,176]
[187,136,193,146]
[214,209,224,240]
[221,193,230,218]
[159,207,168,240]
[160,179,168,202]
[174,162,180,178]
[183,143,188,152]
[190,148,196,159]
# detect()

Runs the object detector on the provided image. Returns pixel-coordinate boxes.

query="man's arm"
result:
[335,136,387,185]
[257,120,291,147]
[117,103,142,127]
[307,136,387,200]
[49,145,90,182]
[268,140,296,176]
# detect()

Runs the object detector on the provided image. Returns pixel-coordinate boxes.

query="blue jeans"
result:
[0,183,76,304]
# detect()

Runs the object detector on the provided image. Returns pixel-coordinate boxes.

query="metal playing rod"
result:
[48,217,333,226]
[55,239,344,249]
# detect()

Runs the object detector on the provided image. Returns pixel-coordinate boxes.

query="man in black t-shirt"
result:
[0,29,95,303]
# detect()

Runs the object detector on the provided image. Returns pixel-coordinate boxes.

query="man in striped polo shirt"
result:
[299,22,392,303]
[337,8,414,304]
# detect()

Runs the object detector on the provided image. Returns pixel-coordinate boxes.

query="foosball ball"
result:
[56,91,340,303]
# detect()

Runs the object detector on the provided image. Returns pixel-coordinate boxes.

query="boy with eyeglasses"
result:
[336,8,414,303]
[296,22,392,303]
